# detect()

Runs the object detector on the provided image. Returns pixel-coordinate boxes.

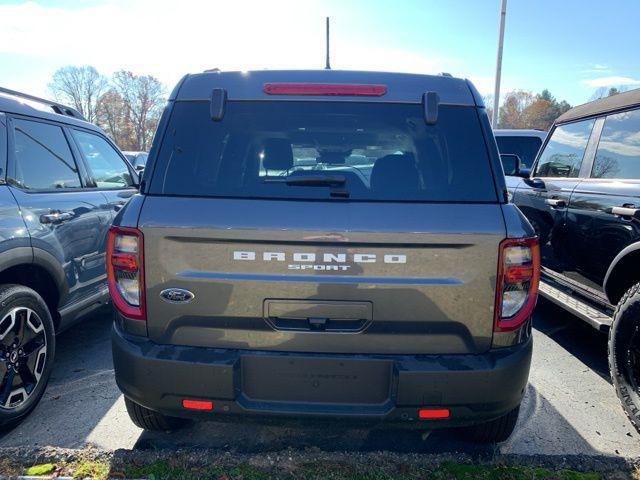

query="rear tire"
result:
[461,406,520,443]
[609,283,640,433]
[124,397,186,431]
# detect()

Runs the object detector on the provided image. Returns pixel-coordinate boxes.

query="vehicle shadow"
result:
[532,297,609,381]
[132,383,610,458]
[0,307,121,448]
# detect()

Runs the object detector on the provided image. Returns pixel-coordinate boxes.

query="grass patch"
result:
[0,449,619,480]
[24,462,56,476]
[119,460,603,480]
[437,462,601,480]
[70,459,110,480]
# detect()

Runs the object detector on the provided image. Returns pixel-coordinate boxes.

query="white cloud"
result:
[0,0,461,96]
[581,76,640,88]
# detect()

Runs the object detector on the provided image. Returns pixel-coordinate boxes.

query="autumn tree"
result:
[498,90,534,129]
[96,89,131,148]
[112,71,165,151]
[48,65,108,123]
[497,89,571,130]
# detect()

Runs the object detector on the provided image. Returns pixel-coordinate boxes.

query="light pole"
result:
[492,0,507,128]
[325,17,331,70]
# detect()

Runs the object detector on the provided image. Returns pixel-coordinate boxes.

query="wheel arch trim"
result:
[604,241,640,304]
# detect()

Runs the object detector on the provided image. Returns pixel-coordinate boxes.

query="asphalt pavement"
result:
[1,299,638,459]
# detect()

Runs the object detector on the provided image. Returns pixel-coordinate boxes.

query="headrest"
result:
[262,138,293,171]
[370,154,420,194]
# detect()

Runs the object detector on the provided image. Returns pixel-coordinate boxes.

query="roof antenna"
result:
[325,17,331,70]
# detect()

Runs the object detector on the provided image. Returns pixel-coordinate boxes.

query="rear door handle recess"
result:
[545,198,566,208]
[40,210,75,224]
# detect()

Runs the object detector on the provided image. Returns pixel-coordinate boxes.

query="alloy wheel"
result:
[0,307,47,409]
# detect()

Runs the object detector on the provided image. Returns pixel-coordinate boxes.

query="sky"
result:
[0,0,639,108]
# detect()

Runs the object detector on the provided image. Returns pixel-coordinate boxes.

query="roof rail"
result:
[0,86,87,121]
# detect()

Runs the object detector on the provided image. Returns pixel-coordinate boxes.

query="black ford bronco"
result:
[510,88,640,431]
[110,70,539,443]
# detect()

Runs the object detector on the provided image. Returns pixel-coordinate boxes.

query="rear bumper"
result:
[112,324,532,428]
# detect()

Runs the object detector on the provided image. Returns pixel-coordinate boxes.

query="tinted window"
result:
[72,130,132,189]
[12,119,81,189]
[592,109,640,179]
[496,135,543,168]
[150,101,497,202]
[534,119,595,178]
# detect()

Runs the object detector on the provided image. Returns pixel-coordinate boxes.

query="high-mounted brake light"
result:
[494,237,540,332]
[263,82,387,96]
[106,226,145,321]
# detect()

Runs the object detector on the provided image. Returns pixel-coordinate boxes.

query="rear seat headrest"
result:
[370,154,420,194]
[261,138,293,171]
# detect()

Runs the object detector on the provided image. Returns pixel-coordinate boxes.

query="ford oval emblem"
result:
[160,288,195,304]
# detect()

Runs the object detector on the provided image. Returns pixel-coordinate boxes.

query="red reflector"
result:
[111,252,137,271]
[263,82,387,96]
[418,408,450,419]
[182,399,213,410]
[504,263,534,283]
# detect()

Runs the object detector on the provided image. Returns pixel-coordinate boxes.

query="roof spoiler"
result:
[0,86,86,121]
[423,91,439,125]
[210,88,227,121]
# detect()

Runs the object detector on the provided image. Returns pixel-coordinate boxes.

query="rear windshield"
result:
[149,101,497,202]
[495,135,543,168]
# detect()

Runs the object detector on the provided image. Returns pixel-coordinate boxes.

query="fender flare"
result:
[603,241,640,303]
[0,246,68,307]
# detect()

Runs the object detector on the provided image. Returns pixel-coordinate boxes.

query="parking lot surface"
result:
[0,299,638,459]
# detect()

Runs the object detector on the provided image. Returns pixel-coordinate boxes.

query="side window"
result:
[534,119,595,178]
[592,108,640,179]
[12,118,81,190]
[72,130,132,189]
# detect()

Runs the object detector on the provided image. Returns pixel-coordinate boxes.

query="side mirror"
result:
[518,167,531,178]
[135,164,145,172]
[523,177,546,189]
[500,154,522,176]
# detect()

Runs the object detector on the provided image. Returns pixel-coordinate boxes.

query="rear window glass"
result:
[592,108,640,179]
[496,135,543,168]
[150,101,497,202]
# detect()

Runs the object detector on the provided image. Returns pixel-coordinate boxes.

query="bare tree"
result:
[113,71,165,151]
[48,66,108,123]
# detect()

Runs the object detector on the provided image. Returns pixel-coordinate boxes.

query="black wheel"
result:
[460,406,520,443]
[124,397,186,431]
[0,284,55,430]
[609,283,640,433]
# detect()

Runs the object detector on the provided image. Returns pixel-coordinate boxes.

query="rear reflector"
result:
[182,399,213,410]
[263,82,387,96]
[418,407,450,419]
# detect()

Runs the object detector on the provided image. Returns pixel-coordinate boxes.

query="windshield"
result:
[496,135,543,168]
[149,101,497,202]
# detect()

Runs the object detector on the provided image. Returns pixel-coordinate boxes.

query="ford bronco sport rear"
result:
[110,70,537,443]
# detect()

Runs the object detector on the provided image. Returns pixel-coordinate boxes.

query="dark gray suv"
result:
[0,87,138,427]
[111,70,538,443]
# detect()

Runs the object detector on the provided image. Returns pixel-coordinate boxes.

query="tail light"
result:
[107,226,145,321]
[494,237,540,332]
